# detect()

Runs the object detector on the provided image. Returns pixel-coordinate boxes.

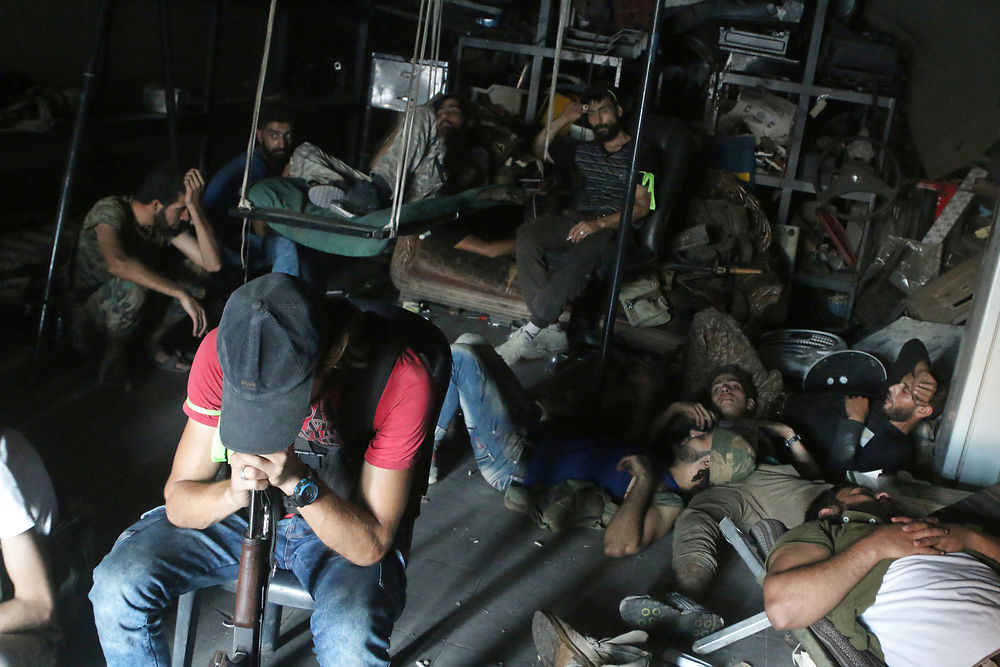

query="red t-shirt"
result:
[183,329,433,470]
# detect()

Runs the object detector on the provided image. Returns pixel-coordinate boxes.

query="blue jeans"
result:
[90,506,406,667]
[220,233,329,291]
[436,337,531,490]
[437,337,645,499]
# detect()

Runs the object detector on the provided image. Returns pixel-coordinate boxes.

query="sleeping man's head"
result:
[705,366,758,420]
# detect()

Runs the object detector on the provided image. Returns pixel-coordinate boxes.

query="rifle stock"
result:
[211,490,272,667]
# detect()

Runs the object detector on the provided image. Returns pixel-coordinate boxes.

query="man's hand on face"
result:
[230,447,310,499]
[561,100,584,124]
[617,454,654,483]
[672,401,716,430]
[911,368,938,407]
[184,168,205,209]
[845,395,869,422]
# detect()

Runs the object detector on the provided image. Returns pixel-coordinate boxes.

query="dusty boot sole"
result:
[619,595,724,640]
[620,596,680,630]
[676,609,725,640]
[532,611,597,667]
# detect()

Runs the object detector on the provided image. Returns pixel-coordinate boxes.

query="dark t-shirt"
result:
[783,393,912,475]
[782,339,932,476]
[548,134,658,221]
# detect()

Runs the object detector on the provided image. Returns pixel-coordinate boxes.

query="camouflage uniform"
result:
[71,196,201,354]
[288,104,445,203]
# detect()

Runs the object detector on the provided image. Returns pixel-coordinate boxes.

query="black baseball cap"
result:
[217,273,325,455]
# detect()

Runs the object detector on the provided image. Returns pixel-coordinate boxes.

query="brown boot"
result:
[532,611,651,667]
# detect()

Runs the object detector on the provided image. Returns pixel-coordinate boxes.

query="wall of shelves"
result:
[707,0,898,319]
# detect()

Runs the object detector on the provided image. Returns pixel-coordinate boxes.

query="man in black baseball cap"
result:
[91,273,436,665]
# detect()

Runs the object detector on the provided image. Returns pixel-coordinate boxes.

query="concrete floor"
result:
[1,263,797,667]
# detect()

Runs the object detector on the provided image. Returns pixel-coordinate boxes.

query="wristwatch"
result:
[784,434,802,449]
[290,469,320,508]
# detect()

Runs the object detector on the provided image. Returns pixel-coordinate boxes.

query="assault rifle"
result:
[211,490,275,667]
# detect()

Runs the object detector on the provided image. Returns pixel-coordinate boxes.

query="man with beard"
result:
[495,87,657,365]
[780,339,942,477]
[72,161,220,381]
[617,366,829,641]
[433,335,755,555]
[202,103,328,286]
[764,484,1000,666]
[300,94,483,215]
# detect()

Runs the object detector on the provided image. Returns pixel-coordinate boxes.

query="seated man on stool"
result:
[496,87,656,365]
[90,273,434,665]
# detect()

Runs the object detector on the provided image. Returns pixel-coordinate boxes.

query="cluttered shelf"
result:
[754,173,876,203]
[718,71,895,108]
[792,269,857,291]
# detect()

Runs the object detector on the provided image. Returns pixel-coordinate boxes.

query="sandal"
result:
[149,349,191,373]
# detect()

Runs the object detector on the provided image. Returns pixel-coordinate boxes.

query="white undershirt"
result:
[859,552,1000,667]
[0,429,57,539]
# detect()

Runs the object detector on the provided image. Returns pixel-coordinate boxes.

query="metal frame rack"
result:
[453,0,628,125]
[707,0,897,317]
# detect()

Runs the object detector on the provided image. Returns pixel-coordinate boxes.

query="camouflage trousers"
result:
[71,262,207,355]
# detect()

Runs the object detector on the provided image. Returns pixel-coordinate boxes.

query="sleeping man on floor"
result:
[432,333,758,557]
[764,483,1000,667]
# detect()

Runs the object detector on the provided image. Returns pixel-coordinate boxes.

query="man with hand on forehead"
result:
[90,273,434,666]
[496,86,658,365]
[781,338,943,477]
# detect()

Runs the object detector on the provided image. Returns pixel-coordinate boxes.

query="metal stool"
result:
[172,569,313,667]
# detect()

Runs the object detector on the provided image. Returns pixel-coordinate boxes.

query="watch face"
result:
[296,479,319,506]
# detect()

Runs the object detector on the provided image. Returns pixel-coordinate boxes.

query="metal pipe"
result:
[159,0,180,161]
[595,0,663,402]
[32,0,112,379]
[198,0,224,172]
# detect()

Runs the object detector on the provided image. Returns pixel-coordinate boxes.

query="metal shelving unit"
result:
[707,0,898,318]
[453,0,631,125]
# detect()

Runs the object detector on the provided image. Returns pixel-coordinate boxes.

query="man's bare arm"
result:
[605,483,681,558]
[97,224,189,299]
[0,530,55,633]
[239,447,413,567]
[95,223,208,336]
[163,419,247,529]
[747,419,822,479]
[171,169,221,272]
[532,102,583,160]
[764,523,943,630]
[297,463,412,566]
[606,455,659,557]
[566,184,652,243]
